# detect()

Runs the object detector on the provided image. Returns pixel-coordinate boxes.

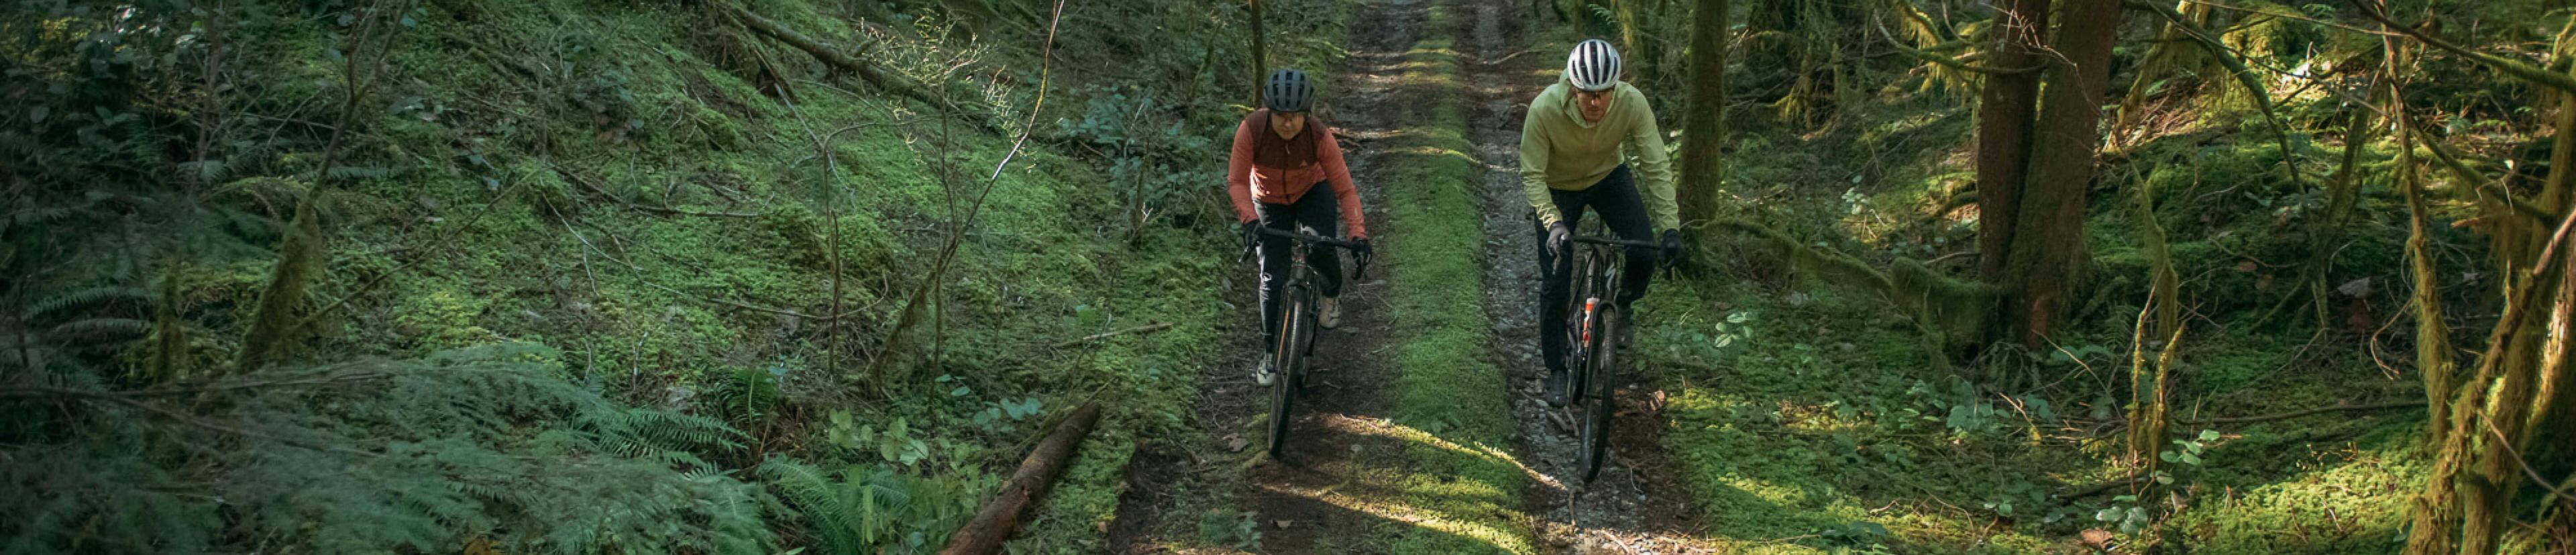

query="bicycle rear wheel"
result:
[1267,287,1311,459]
[1576,305,1619,483]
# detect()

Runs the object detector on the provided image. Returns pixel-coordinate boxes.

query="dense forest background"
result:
[5,0,2575,552]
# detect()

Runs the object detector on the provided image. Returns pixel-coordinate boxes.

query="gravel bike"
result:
[1560,221,1663,482]
[1251,225,1368,459]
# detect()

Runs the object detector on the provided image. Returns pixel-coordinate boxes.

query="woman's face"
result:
[1269,110,1307,138]
[1576,89,1611,123]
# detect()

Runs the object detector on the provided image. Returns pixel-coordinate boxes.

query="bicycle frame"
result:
[1562,228,1659,403]
[1556,217,1663,481]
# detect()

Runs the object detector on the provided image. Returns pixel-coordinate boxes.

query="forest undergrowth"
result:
[3,0,1346,551]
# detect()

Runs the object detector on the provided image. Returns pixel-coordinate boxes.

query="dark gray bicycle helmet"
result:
[1265,68,1314,113]
[1564,39,1622,91]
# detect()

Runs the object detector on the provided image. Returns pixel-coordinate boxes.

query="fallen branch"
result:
[2179,400,2426,425]
[1051,321,1175,348]
[721,2,959,114]
[2126,0,2306,193]
[2061,471,2145,502]
[1876,23,2033,76]
[555,164,761,219]
[937,401,1102,555]
[2347,0,2576,95]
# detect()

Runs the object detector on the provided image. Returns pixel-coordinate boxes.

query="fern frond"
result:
[24,286,151,321]
[47,317,151,344]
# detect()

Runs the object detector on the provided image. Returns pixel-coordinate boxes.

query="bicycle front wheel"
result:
[1268,288,1311,459]
[1576,305,1619,483]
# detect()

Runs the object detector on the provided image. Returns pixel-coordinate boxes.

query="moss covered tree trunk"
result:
[2000,0,2118,344]
[2390,83,2455,453]
[235,191,323,373]
[1972,0,2049,285]
[2124,166,2183,477]
[1676,0,1731,234]
[2405,30,2576,551]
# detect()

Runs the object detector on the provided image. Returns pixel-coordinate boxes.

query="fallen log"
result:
[936,401,1104,555]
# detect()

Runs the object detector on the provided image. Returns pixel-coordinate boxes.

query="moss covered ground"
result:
[1633,77,2444,553]
[9,0,1347,550]
[1369,2,1535,553]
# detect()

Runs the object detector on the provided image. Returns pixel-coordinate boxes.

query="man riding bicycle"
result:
[1522,40,1681,407]
[1230,68,1373,387]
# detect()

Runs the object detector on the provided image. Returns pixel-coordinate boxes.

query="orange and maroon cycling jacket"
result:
[1225,109,1367,238]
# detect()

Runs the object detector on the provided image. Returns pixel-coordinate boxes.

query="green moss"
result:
[1368,3,1531,552]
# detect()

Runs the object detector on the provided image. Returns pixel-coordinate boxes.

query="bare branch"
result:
[2347,0,2576,95]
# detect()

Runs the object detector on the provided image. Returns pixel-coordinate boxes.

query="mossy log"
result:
[1699,218,1999,366]
[936,401,1102,555]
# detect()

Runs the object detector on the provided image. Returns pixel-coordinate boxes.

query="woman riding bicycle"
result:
[1521,40,1682,406]
[1229,68,1373,386]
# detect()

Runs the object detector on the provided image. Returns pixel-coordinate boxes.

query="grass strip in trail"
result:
[1372,1,1534,552]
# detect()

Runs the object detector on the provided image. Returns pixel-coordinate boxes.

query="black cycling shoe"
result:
[1543,369,1568,407]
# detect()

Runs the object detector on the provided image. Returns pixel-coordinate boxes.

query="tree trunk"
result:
[1973,0,2049,284]
[2001,0,2119,344]
[2392,87,2457,453]
[1616,0,1644,78]
[1248,0,1267,108]
[1676,0,1731,234]
[2125,170,2183,478]
[2405,54,2576,552]
[235,189,324,373]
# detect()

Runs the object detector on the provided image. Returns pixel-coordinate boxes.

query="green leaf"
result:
[2199,430,2221,442]
[949,386,970,397]
[2180,451,2202,465]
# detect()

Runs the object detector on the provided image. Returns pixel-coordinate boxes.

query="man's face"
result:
[1268,110,1307,138]
[1576,89,1611,123]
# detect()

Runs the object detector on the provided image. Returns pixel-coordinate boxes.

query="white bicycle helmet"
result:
[1564,39,1622,91]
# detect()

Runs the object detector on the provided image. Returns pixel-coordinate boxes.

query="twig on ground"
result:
[1051,321,1175,348]
[2179,400,2427,425]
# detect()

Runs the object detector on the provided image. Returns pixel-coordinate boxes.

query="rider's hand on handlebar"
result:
[1660,230,1682,266]
[1544,221,1570,260]
[1350,238,1373,258]
[1239,221,1263,249]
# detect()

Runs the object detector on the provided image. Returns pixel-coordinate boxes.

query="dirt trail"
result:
[1108,0,1721,552]
[1456,3,1719,554]
[1106,0,1430,552]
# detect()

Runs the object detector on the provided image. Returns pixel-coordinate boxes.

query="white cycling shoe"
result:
[1318,296,1343,330]
[1254,357,1279,386]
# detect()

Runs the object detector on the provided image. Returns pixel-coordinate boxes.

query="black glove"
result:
[1544,221,1571,260]
[1660,229,1683,264]
[1350,238,1373,258]
[1239,221,1263,248]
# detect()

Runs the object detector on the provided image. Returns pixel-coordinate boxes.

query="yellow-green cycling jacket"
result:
[1516,81,1678,231]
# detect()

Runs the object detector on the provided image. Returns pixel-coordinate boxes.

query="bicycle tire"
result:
[1267,286,1311,459]
[1577,305,1619,483]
